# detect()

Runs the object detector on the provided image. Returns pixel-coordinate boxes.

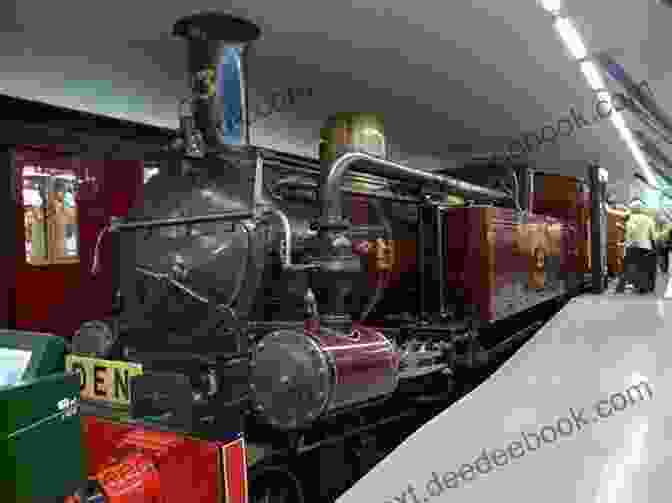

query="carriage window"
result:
[22,165,80,265]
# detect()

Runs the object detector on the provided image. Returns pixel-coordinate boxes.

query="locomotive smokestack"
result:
[173,12,261,152]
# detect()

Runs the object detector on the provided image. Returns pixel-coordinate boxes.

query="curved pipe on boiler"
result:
[320,152,511,227]
[258,208,318,272]
[262,208,293,269]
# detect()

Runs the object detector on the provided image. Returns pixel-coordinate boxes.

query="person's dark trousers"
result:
[662,245,670,274]
[644,249,658,292]
[657,243,668,274]
[616,247,657,293]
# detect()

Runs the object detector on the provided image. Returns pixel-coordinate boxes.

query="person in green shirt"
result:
[615,198,664,293]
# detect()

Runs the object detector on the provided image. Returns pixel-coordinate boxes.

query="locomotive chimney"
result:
[173,12,261,153]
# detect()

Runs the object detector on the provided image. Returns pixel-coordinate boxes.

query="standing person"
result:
[663,225,672,275]
[656,220,670,274]
[615,198,660,294]
[655,212,672,274]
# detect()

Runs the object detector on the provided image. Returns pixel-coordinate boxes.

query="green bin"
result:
[0,331,85,501]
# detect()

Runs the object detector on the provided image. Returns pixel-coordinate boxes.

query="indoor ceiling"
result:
[5,0,672,187]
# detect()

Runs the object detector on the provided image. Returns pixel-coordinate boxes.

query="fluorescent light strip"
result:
[546,7,658,188]
[580,61,607,91]
[554,17,587,60]
[610,113,658,185]
[588,89,657,184]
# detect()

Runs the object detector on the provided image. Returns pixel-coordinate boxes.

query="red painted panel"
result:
[13,147,143,338]
[531,173,588,220]
[82,416,232,503]
[444,207,571,324]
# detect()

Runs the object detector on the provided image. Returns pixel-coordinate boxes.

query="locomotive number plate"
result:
[65,355,143,407]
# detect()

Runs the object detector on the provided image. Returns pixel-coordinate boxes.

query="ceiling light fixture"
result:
[554,17,588,59]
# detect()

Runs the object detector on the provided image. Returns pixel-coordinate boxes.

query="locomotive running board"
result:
[337,295,670,503]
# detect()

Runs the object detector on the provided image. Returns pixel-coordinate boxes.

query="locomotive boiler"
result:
[72,12,607,436]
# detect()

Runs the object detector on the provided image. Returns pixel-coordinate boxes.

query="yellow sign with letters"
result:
[65,354,143,407]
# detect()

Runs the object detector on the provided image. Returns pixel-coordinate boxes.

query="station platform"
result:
[339,283,671,503]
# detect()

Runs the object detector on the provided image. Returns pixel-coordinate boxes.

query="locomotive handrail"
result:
[92,211,254,275]
[109,210,254,231]
[320,152,511,227]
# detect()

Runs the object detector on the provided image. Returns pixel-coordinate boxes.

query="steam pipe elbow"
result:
[260,208,299,270]
[320,151,511,228]
[321,152,369,228]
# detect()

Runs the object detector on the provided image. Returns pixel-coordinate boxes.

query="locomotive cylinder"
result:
[249,325,399,430]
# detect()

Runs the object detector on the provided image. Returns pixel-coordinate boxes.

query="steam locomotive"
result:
[67,12,608,501]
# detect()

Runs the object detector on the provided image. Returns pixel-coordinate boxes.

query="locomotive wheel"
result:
[249,466,305,503]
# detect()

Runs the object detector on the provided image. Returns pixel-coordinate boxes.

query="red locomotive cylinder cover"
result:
[249,324,399,429]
